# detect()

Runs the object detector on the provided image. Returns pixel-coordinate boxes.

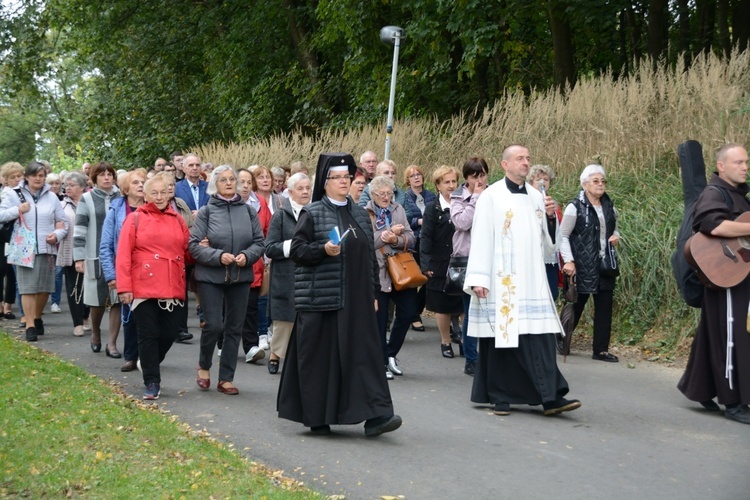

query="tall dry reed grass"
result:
[196,51,750,352]
[197,51,750,183]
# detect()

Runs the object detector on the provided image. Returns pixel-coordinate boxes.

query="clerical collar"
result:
[505,176,527,194]
[327,196,348,207]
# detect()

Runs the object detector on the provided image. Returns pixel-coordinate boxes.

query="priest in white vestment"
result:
[464,144,581,417]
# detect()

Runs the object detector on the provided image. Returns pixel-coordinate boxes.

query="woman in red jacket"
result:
[116,174,191,401]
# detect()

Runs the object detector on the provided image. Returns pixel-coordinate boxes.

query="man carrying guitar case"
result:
[676,142,750,424]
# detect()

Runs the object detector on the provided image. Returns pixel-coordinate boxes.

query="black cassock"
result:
[678,175,750,406]
[277,206,394,427]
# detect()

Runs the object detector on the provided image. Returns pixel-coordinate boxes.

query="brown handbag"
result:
[382,244,428,291]
[259,262,270,297]
[368,210,427,291]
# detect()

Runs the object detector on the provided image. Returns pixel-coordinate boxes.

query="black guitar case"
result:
[671,140,707,307]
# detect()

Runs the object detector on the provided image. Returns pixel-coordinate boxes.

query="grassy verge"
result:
[0,332,317,498]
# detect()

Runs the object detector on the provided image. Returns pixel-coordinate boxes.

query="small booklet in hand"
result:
[328,226,352,245]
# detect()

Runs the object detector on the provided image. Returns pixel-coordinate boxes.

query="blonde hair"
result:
[120,168,147,196]
[1,162,24,179]
[432,165,459,187]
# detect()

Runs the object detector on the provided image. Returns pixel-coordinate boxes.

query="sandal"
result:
[441,343,454,359]
[267,358,280,375]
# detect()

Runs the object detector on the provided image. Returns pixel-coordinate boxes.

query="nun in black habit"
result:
[277,152,402,437]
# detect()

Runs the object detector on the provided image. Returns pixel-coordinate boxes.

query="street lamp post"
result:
[380,26,405,161]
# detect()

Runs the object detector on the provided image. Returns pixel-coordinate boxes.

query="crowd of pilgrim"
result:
[0,149,624,436]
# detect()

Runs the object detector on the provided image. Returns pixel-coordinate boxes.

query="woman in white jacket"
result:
[0,162,68,342]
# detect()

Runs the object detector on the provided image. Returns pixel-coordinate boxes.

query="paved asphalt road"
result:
[7,295,750,499]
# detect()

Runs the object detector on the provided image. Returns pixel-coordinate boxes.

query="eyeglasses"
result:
[217,177,236,184]
[589,179,607,185]
[408,173,422,178]
[327,174,352,181]
[374,191,393,198]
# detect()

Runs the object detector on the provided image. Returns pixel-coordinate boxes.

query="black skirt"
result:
[425,286,463,314]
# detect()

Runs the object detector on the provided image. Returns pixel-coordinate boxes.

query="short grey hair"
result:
[580,164,606,187]
[527,164,555,184]
[271,166,285,178]
[207,165,236,195]
[24,161,46,178]
[286,172,309,191]
[46,173,61,184]
[65,171,88,189]
[369,175,395,196]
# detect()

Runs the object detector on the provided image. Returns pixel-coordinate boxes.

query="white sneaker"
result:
[259,334,270,350]
[83,319,91,331]
[51,303,61,313]
[245,345,265,364]
[385,370,394,380]
[73,325,84,337]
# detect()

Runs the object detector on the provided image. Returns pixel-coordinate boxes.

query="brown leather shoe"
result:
[196,367,210,391]
[120,360,137,372]
[217,381,239,395]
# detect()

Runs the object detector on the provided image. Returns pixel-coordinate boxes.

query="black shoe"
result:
[493,402,510,415]
[411,321,426,332]
[90,342,101,353]
[700,399,721,411]
[464,360,476,376]
[724,405,750,424]
[364,414,402,437]
[34,318,44,336]
[267,358,280,375]
[310,425,331,435]
[105,345,122,359]
[441,343,454,358]
[176,331,193,343]
[543,398,582,416]
[450,325,462,344]
[592,352,618,362]
[25,327,37,342]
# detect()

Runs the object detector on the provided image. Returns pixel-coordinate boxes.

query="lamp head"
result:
[380,26,405,45]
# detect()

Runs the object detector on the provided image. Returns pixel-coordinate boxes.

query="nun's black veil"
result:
[311,153,359,202]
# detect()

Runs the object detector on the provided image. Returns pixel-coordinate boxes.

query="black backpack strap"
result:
[13,188,26,204]
[707,185,734,213]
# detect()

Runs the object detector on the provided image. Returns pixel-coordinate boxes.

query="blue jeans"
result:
[545,263,560,301]
[51,266,64,305]
[257,295,270,335]
[462,293,478,363]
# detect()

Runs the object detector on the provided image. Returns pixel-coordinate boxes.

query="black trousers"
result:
[0,257,15,304]
[197,282,249,382]
[377,288,417,363]
[572,289,614,355]
[241,287,261,354]
[132,299,182,386]
[63,265,88,327]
